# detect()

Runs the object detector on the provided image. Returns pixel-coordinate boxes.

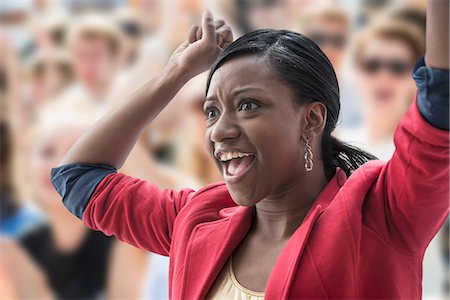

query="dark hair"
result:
[206,29,377,179]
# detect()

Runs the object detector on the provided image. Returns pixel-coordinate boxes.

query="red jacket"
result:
[82,101,448,299]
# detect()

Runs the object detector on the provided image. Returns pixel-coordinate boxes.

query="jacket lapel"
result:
[183,169,346,299]
[265,169,347,299]
[183,205,255,299]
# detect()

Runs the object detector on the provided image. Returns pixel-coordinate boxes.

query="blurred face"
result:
[29,125,84,210]
[71,36,117,87]
[306,19,348,71]
[356,37,415,119]
[31,60,71,105]
[205,56,305,206]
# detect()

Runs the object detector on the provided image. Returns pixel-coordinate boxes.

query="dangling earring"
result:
[304,137,314,172]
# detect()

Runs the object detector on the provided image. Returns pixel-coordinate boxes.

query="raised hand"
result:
[169,10,233,79]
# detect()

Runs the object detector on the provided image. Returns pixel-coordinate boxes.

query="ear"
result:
[301,101,327,140]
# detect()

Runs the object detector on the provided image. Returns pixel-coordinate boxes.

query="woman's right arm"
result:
[59,11,231,168]
[51,12,232,254]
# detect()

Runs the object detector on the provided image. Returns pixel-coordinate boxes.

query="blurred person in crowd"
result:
[339,20,424,160]
[356,0,394,27]
[0,121,43,238]
[386,2,426,38]
[1,31,21,128]
[19,108,114,299]
[27,9,68,54]
[113,8,145,68]
[0,1,34,57]
[62,14,122,104]
[300,6,350,72]
[23,49,73,113]
[0,106,151,299]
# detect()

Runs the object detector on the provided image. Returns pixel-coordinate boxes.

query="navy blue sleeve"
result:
[413,57,449,130]
[50,163,117,219]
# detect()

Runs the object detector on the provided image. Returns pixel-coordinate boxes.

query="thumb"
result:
[201,10,216,43]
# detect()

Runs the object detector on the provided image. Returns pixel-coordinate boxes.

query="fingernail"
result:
[203,9,213,21]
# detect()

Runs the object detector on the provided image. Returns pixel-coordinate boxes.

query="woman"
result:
[51,3,448,299]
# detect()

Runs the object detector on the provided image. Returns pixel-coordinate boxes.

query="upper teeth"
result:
[218,152,252,162]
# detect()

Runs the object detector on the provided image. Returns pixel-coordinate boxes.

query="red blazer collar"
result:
[184,168,346,299]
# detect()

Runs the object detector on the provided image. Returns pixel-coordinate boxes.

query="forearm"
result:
[425,0,449,69]
[59,63,191,168]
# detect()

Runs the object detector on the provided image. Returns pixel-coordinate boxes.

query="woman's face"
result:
[205,56,306,206]
[356,37,416,120]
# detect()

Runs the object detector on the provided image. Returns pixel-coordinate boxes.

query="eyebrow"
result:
[204,86,265,102]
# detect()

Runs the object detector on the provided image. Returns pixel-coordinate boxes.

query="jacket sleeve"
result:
[363,59,449,255]
[51,163,195,256]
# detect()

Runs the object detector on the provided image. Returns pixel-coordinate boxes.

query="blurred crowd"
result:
[0,0,448,299]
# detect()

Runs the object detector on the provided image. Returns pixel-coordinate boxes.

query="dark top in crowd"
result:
[20,225,113,299]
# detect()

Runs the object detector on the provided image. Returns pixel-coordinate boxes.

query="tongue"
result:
[227,156,254,176]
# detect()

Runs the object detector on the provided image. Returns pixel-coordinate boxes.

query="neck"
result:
[48,206,87,254]
[363,106,403,142]
[253,166,328,240]
[364,115,396,143]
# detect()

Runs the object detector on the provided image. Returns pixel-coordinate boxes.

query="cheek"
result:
[356,72,374,91]
[204,129,215,161]
[247,116,302,179]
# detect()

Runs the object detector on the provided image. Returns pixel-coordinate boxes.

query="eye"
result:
[238,99,260,111]
[204,107,220,120]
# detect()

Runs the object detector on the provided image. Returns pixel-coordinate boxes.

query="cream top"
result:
[206,257,265,299]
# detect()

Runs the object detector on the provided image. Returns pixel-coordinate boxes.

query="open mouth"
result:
[216,151,256,182]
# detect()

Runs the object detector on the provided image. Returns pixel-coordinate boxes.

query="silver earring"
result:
[304,137,314,172]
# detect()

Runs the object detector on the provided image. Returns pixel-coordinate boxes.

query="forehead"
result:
[309,18,348,34]
[207,55,287,97]
[361,37,413,60]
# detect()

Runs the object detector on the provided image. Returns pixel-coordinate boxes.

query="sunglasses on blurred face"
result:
[359,58,411,76]
[309,32,347,48]
[120,22,142,37]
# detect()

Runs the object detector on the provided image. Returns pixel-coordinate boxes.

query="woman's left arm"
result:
[425,0,449,70]
[417,0,449,131]
[362,0,449,255]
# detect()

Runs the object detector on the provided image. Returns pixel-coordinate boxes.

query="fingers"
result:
[195,20,226,40]
[196,25,202,40]
[187,25,199,44]
[190,10,233,50]
[216,25,233,49]
[201,10,216,43]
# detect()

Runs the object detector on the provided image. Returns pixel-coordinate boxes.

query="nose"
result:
[210,113,240,143]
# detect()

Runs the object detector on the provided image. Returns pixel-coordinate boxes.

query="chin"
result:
[226,184,262,207]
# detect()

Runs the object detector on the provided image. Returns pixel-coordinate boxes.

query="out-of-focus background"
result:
[0,0,448,299]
